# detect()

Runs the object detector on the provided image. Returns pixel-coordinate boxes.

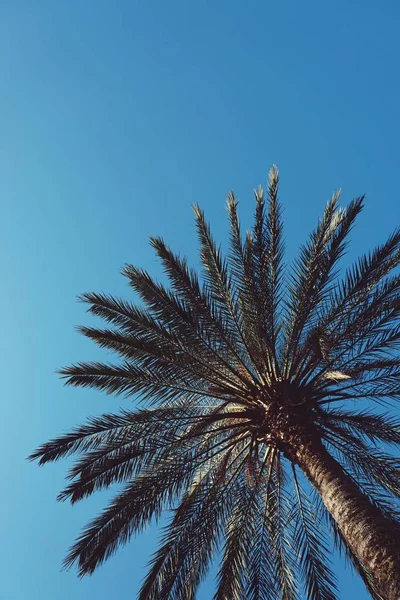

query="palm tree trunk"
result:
[289,430,400,600]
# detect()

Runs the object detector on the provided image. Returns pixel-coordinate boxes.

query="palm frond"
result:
[269,454,299,600]
[213,448,271,600]
[291,466,339,600]
[226,191,269,377]
[246,448,278,600]
[148,235,256,387]
[320,408,400,446]
[64,456,193,576]
[138,443,250,600]
[29,411,135,464]
[59,360,239,405]
[285,195,364,379]
[193,203,262,381]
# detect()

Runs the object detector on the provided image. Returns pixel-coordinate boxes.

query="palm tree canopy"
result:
[30,166,400,600]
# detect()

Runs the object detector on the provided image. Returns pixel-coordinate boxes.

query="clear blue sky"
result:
[1,1,400,598]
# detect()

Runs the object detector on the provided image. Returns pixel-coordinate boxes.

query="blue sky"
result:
[1,1,400,598]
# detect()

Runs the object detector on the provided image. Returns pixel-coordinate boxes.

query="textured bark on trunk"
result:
[288,431,400,600]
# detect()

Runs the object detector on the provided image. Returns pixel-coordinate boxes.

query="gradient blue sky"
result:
[2,1,400,598]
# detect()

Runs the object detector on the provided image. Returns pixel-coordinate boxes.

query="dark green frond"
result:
[246,449,278,600]
[285,195,364,379]
[213,448,272,600]
[321,408,400,446]
[265,166,285,354]
[193,203,261,381]
[28,411,131,464]
[273,458,299,600]
[148,235,256,388]
[139,443,250,600]
[64,454,202,576]
[291,466,339,600]
[59,360,233,405]
[226,191,269,377]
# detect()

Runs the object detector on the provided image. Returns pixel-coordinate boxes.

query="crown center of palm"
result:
[244,379,314,448]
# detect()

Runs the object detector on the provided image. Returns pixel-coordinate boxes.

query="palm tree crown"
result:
[31,167,400,600]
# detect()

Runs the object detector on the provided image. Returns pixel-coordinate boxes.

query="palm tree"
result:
[30,166,400,600]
